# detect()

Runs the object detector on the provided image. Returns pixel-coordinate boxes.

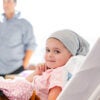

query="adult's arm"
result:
[23,50,34,69]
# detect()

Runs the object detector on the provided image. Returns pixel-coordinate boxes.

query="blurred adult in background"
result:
[0,0,37,77]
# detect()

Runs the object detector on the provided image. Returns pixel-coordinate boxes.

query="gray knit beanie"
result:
[48,29,89,56]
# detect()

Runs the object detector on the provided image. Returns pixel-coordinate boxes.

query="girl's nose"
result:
[48,52,54,57]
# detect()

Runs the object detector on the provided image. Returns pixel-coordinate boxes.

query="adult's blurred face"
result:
[3,0,16,18]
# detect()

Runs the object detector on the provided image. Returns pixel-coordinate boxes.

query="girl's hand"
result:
[35,63,47,75]
[26,63,47,82]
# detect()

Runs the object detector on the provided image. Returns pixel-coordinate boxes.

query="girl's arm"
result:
[26,72,36,82]
[48,86,62,100]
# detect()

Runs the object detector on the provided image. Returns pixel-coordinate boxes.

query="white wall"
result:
[0,0,100,64]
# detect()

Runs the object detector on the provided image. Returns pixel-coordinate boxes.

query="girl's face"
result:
[45,38,72,69]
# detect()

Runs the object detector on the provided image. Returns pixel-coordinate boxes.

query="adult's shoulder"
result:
[19,18,33,27]
[16,11,33,27]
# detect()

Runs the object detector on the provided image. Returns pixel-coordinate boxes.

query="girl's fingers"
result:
[37,63,45,71]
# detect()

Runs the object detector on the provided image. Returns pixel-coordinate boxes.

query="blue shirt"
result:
[0,12,37,74]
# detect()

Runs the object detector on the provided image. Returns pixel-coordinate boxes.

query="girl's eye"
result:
[54,50,60,54]
[46,48,50,53]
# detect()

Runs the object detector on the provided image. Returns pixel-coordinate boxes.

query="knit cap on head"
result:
[48,29,89,56]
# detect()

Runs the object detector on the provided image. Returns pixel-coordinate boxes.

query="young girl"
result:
[0,29,89,100]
